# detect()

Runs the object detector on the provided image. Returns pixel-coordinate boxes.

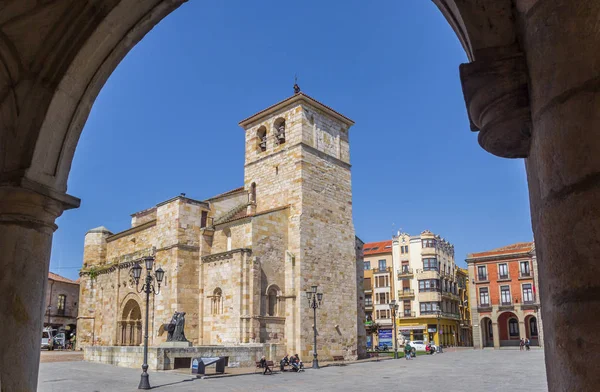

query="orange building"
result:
[466,242,543,349]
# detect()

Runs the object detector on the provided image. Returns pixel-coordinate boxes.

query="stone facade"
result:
[77,92,364,361]
[44,272,79,335]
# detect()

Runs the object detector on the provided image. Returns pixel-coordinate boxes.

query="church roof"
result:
[208,186,245,200]
[49,272,79,285]
[238,92,355,128]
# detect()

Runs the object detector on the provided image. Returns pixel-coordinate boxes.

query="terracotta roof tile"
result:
[363,240,393,255]
[48,272,79,285]
[468,241,534,259]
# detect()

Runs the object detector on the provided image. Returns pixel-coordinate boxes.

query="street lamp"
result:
[436,309,444,353]
[131,256,165,390]
[389,300,399,359]
[305,285,323,369]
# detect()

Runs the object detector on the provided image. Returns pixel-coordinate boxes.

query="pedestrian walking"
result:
[519,338,524,351]
[259,356,272,375]
[525,338,531,351]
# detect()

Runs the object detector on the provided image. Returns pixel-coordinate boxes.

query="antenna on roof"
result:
[293,74,301,94]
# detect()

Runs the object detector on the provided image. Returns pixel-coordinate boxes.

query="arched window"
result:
[509,318,519,337]
[529,317,538,336]
[267,285,280,316]
[257,126,267,152]
[211,288,222,315]
[273,118,285,145]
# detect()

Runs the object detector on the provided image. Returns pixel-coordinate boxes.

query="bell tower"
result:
[239,89,360,359]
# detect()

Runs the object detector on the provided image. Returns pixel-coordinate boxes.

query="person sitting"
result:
[289,355,299,371]
[294,354,304,370]
[280,354,290,371]
[259,356,272,375]
[404,343,412,360]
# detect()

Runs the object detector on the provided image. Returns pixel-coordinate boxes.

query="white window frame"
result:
[499,285,512,305]
[497,263,509,279]
[522,283,534,303]
[477,265,488,281]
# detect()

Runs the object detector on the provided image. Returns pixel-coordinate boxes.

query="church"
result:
[77,89,366,363]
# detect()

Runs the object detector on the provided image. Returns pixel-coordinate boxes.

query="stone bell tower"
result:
[239,88,360,359]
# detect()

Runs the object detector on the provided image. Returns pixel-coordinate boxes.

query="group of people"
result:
[258,353,304,375]
[519,338,531,351]
[280,354,304,372]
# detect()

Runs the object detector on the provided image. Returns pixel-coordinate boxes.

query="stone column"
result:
[0,185,77,392]
[516,1,600,390]
[519,320,527,341]
[491,322,500,349]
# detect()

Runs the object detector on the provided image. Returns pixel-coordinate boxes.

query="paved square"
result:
[38,349,547,392]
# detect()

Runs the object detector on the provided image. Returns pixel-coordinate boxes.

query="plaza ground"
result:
[38,348,547,391]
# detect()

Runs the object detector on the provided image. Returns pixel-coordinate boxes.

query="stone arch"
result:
[210,287,223,315]
[497,311,520,347]
[256,126,267,152]
[480,317,493,348]
[119,298,142,346]
[265,284,282,317]
[525,314,539,346]
[273,117,286,145]
[17,1,188,194]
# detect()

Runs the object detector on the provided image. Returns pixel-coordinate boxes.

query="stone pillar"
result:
[516,1,600,390]
[0,185,77,392]
[519,320,527,341]
[491,322,500,349]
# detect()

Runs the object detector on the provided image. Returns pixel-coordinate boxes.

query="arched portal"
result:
[525,315,539,346]
[498,312,520,347]
[480,317,493,348]
[120,299,142,346]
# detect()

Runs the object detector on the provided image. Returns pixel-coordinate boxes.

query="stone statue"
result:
[160,311,189,342]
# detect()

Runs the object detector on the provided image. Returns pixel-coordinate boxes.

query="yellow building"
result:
[456,267,473,346]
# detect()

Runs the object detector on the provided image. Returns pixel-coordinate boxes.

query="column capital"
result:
[0,180,80,233]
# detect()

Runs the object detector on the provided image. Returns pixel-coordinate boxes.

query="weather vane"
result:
[294,74,301,94]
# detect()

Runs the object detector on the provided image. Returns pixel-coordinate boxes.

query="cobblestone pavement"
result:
[38,349,547,392]
[40,350,84,363]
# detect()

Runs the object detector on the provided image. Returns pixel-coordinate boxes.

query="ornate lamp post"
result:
[305,285,323,369]
[389,300,399,359]
[131,256,165,390]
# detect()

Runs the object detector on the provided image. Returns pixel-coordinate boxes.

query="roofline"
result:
[207,186,246,201]
[238,92,355,128]
[465,250,533,263]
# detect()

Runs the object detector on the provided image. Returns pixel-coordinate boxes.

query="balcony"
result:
[521,299,538,310]
[373,267,391,274]
[402,311,416,318]
[477,303,492,312]
[442,291,459,301]
[498,274,510,281]
[397,289,415,298]
[477,274,489,282]
[441,312,460,320]
[499,301,514,311]
[397,268,414,279]
[364,300,373,308]
[519,271,533,279]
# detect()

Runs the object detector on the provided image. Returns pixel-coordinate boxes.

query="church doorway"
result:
[120,299,142,346]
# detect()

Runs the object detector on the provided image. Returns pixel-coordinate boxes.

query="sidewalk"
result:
[168,355,393,379]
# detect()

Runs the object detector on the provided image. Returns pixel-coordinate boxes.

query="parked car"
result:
[407,340,437,353]
[41,328,56,350]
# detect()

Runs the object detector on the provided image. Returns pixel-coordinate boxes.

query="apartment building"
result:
[391,230,464,347]
[466,242,543,349]
[363,240,395,349]
[456,267,473,346]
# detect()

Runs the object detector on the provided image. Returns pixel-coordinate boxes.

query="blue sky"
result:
[50,0,533,280]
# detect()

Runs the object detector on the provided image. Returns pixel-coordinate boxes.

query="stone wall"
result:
[84,344,286,370]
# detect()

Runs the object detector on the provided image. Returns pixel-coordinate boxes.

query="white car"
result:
[407,340,437,352]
